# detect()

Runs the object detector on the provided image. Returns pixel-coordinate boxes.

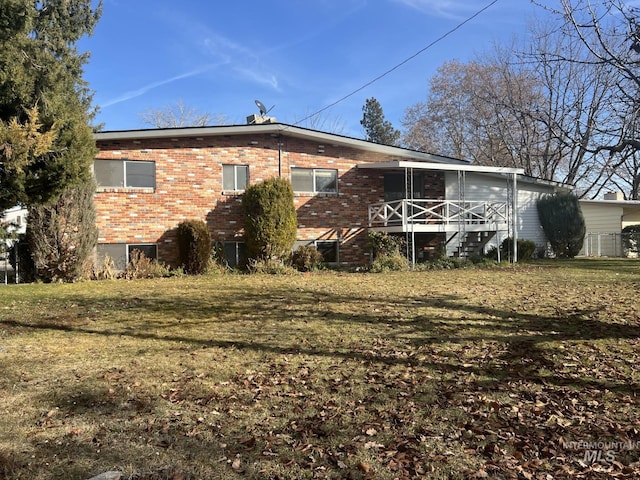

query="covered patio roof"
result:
[357,160,524,175]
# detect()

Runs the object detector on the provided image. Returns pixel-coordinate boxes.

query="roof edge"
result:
[93,123,470,165]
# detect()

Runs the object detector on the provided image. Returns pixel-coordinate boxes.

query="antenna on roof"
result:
[255,99,274,116]
[248,100,276,125]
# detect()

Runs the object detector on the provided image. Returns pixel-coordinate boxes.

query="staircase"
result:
[456,231,496,258]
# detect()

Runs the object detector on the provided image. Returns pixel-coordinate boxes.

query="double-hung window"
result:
[291,168,337,194]
[94,159,156,188]
[223,165,249,191]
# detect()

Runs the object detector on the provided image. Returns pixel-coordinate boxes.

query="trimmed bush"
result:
[537,192,586,258]
[177,219,212,275]
[367,231,404,259]
[622,224,640,256]
[500,237,537,262]
[243,178,297,263]
[370,253,408,273]
[291,245,323,272]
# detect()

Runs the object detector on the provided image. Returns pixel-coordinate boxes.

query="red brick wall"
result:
[95,132,445,267]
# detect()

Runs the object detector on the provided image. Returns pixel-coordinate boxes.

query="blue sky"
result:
[80,0,539,137]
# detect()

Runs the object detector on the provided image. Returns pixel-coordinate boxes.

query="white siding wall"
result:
[517,182,555,247]
[622,209,640,229]
[444,172,554,255]
[579,203,623,257]
[579,204,623,234]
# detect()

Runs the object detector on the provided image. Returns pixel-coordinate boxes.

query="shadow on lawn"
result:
[533,257,640,276]
[3,278,640,479]
[3,282,640,396]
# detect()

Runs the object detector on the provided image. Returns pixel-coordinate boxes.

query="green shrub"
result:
[420,257,470,270]
[537,192,585,258]
[291,244,324,272]
[369,253,408,273]
[499,237,537,262]
[243,178,297,262]
[177,219,212,275]
[622,224,640,256]
[367,231,404,259]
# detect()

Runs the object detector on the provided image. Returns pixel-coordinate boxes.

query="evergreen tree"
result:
[242,178,297,263]
[360,97,400,146]
[537,191,586,258]
[0,0,101,210]
[177,219,212,275]
[27,179,98,282]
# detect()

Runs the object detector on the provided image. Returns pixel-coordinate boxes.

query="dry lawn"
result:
[0,259,639,479]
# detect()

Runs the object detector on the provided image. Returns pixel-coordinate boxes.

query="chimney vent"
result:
[604,191,624,201]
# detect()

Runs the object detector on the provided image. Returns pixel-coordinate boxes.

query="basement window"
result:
[222,242,247,268]
[294,240,338,264]
[96,243,158,271]
[291,168,337,194]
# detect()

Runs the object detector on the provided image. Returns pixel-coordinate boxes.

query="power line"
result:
[293,0,500,126]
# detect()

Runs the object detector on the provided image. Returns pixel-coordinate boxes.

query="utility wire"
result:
[292,0,500,127]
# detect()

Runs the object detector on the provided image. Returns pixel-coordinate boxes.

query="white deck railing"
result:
[368,199,508,228]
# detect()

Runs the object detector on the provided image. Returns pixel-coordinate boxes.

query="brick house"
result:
[93,122,562,269]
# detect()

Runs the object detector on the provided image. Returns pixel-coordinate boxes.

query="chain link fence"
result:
[580,233,640,258]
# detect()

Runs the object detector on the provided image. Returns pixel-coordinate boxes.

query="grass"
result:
[1,259,639,479]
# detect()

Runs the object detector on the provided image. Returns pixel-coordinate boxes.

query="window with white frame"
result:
[94,159,156,188]
[291,168,337,193]
[222,165,249,191]
[96,243,158,270]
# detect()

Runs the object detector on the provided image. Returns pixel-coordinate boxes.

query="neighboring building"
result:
[1,206,27,281]
[0,206,27,235]
[93,123,564,269]
[579,193,640,257]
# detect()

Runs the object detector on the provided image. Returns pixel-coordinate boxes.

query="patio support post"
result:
[457,170,466,258]
[411,167,416,265]
[403,167,417,266]
[404,167,409,263]
[512,173,518,263]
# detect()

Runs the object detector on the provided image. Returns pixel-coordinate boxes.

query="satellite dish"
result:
[254,99,274,116]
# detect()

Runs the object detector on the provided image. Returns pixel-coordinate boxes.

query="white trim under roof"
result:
[93,123,470,165]
[357,160,524,175]
[580,199,640,207]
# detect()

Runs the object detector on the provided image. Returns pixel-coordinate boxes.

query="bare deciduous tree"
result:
[292,110,347,135]
[401,6,630,198]
[138,100,228,128]
[531,0,640,198]
[401,59,546,172]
